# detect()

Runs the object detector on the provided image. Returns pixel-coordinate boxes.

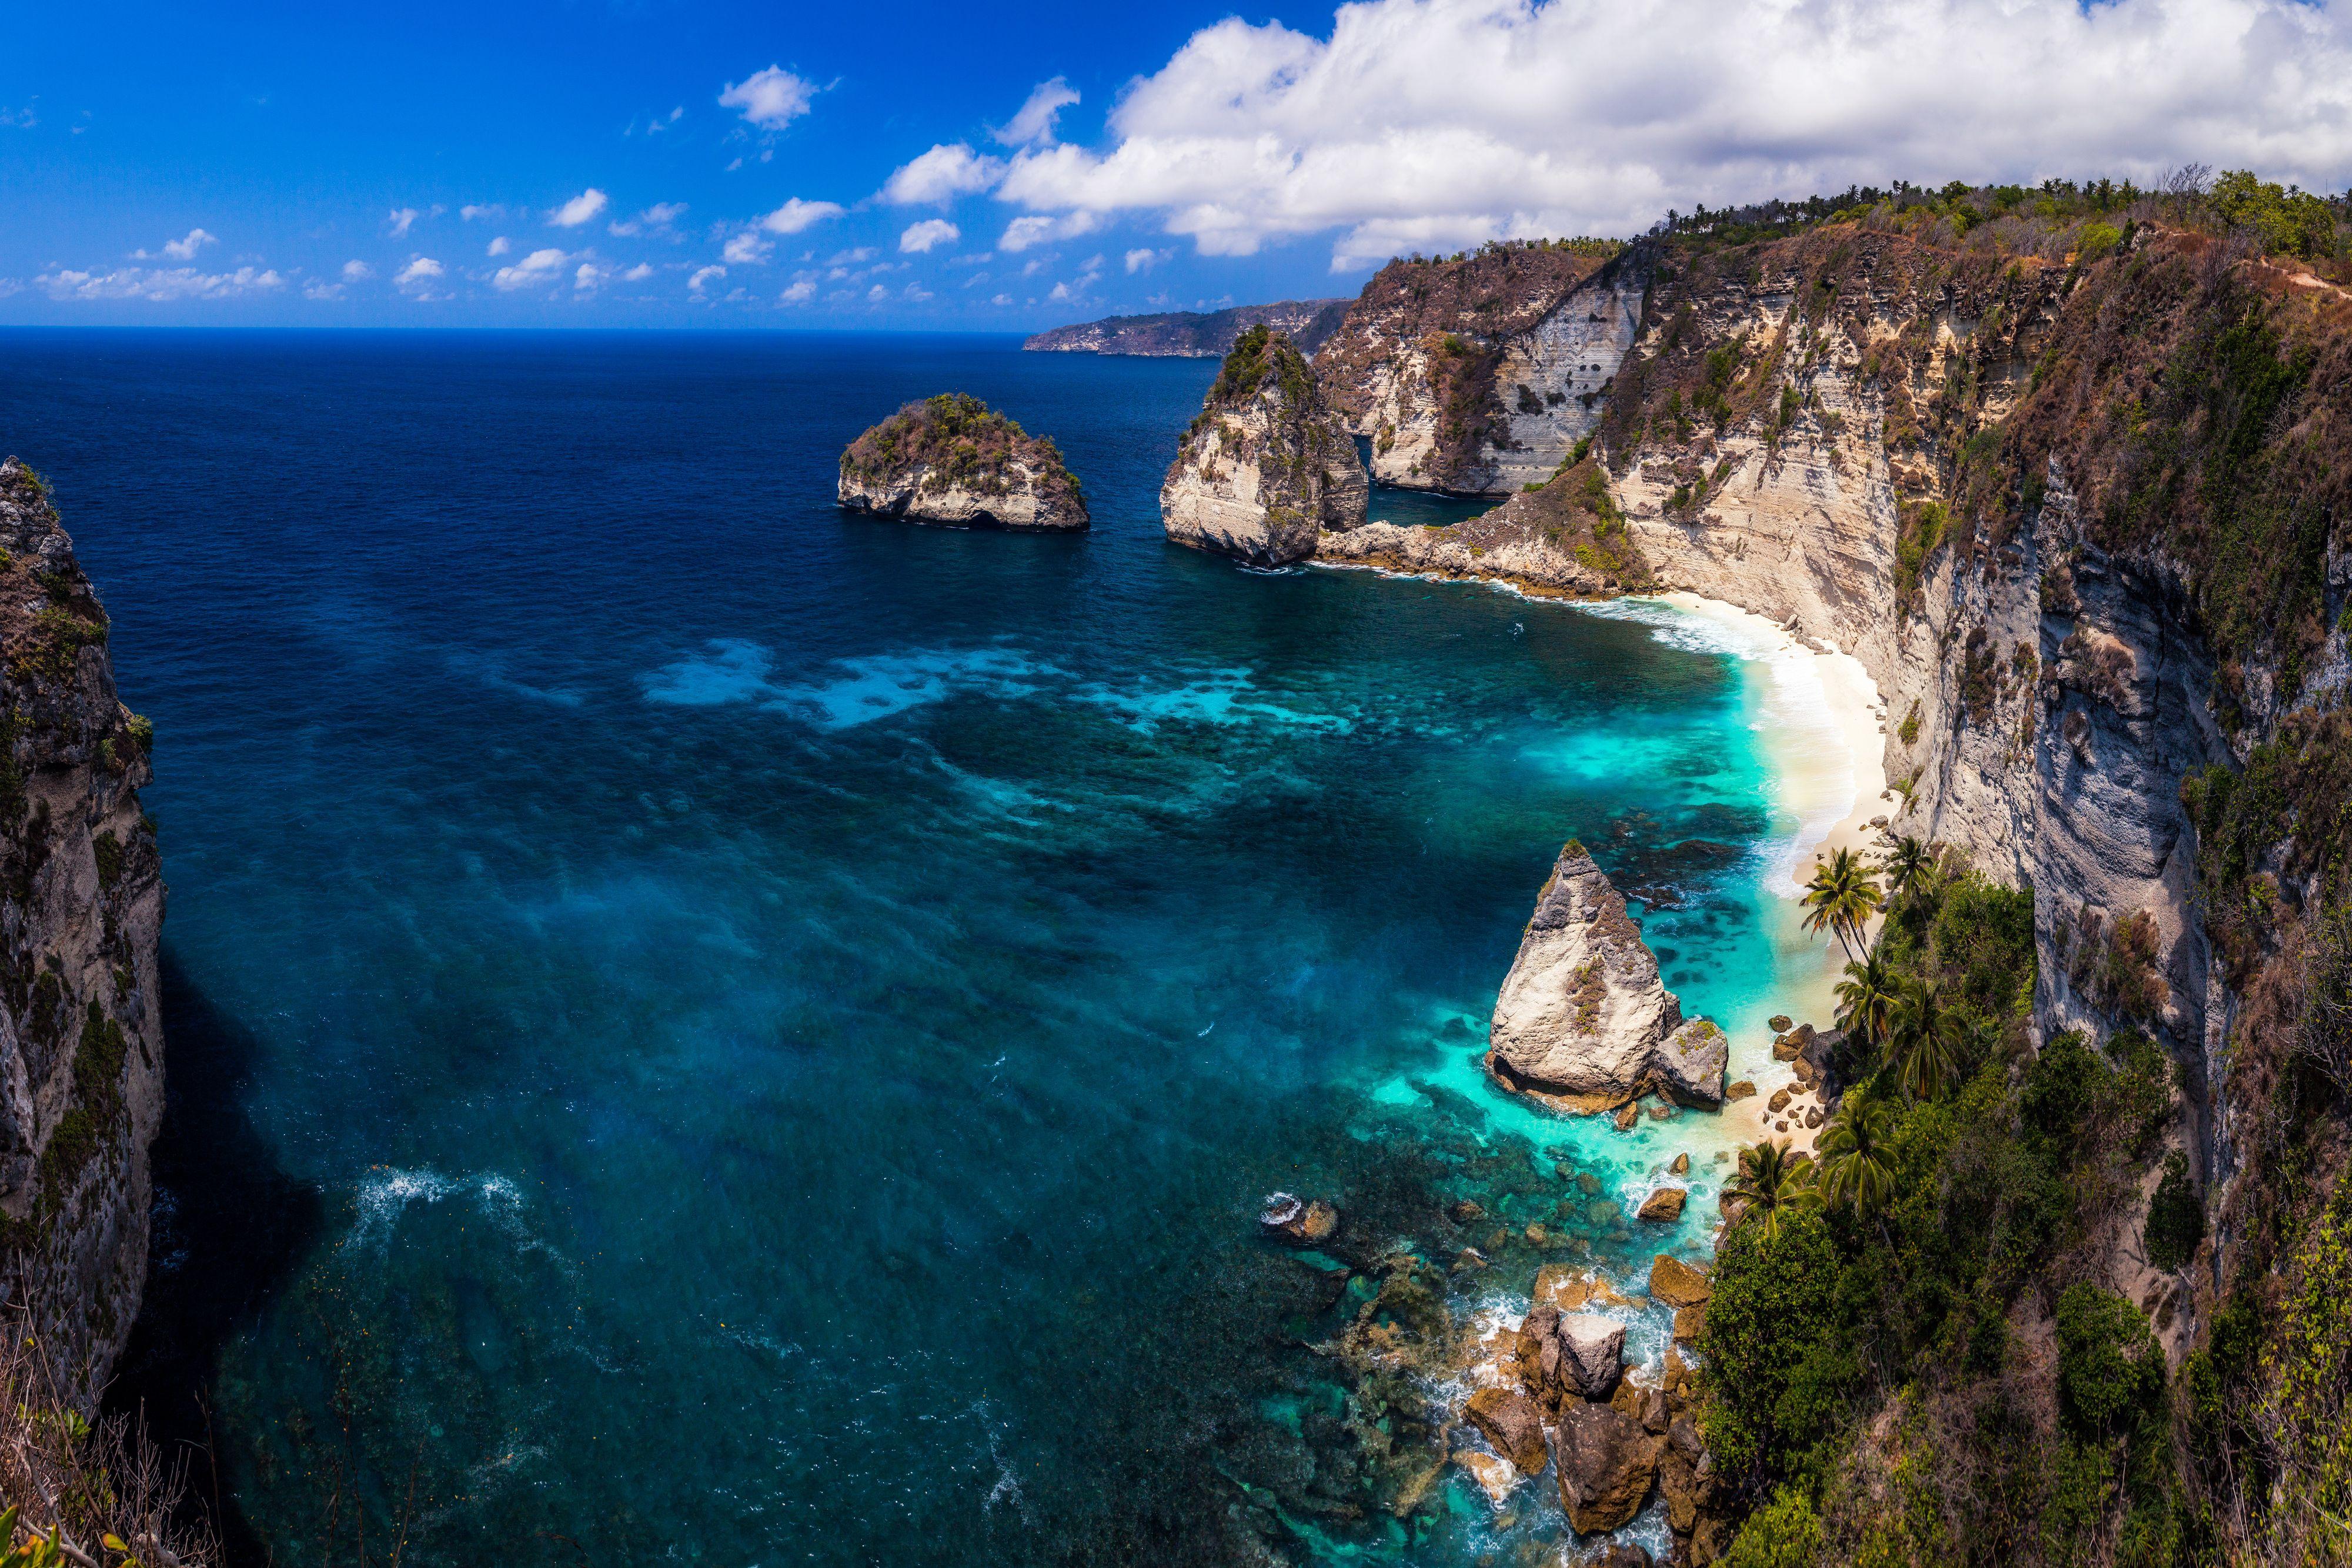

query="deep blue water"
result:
[1,330,1826,1566]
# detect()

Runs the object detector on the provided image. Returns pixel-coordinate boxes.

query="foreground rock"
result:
[1486,842,1728,1111]
[1515,1304,1626,1405]
[0,459,166,1409]
[1465,1386,1549,1475]
[1161,326,1368,564]
[1554,1403,1664,1533]
[838,393,1088,530]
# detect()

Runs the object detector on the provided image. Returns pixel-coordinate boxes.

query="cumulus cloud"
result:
[828,246,878,266]
[492,248,570,289]
[720,65,817,128]
[1125,247,1168,273]
[460,203,506,222]
[342,259,373,281]
[881,143,1005,204]
[549,189,609,228]
[487,236,512,256]
[760,198,844,235]
[782,278,817,302]
[622,263,655,282]
[722,231,772,265]
[388,207,422,238]
[612,202,688,236]
[995,78,1080,146]
[39,265,284,302]
[999,212,1098,252]
[993,0,2352,269]
[867,283,888,302]
[689,264,727,292]
[900,218,961,253]
[132,228,216,261]
[394,257,443,285]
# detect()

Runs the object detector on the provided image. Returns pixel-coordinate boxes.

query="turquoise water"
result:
[1,330,1839,1564]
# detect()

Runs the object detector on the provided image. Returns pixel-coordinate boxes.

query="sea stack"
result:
[1486,841,1726,1112]
[837,393,1088,530]
[1160,325,1367,565]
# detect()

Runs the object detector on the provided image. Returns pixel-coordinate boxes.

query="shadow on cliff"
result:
[104,950,321,1567]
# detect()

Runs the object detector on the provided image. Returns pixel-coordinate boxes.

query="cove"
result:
[0,329,1859,1565]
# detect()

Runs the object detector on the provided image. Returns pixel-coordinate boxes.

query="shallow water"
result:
[1,329,1850,1565]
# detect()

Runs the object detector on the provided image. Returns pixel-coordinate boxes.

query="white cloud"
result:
[394,256,443,285]
[612,200,689,237]
[1125,247,1170,273]
[622,263,655,282]
[995,78,1081,146]
[574,262,608,292]
[828,246,878,266]
[905,282,935,302]
[867,283,888,302]
[689,264,727,292]
[900,218,961,253]
[723,231,772,265]
[993,0,2352,268]
[999,212,1098,252]
[303,280,342,301]
[460,203,505,222]
[487,236,512,256]
[781,278,816,303]
[342,259,373,281]
[38,265,285,302]
[988,293,1013,306]
[719,65,817,128]
[131,228,215,261]
[881,143,1004,204]
[492,248,570,289]
[549,189,609,228]
[388,207,422,237]
[760,198,844,235]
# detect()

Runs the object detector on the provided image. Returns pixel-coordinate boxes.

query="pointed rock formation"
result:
[1160,326,1367,564]
[1486,842,1726,1111]
[838,394,1088,530]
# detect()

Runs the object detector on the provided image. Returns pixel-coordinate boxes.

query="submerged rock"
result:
[1258,1192,1338,1245]
[1486,842,1728,1111]
[1553,1403,1663,1533]
[1637,1187,1688,1223]
[838,393,1088,530]
[1161,326,1368,564]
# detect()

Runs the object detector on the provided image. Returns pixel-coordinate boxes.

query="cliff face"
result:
[1023,299,1350,358]
[1318,457,1654,598]
[1314,242,1630,493]
[1161,326,1368,565]
[0,460,165,1410]
[1486,842,1726,1110]
[838,394,1088,531]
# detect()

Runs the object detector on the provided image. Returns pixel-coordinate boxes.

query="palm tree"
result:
[1723,1138,1814,1242]
[1815,1098,1898,1219]
[1888,978,1965,1100]
[1802,848,1884,961]
[1834,948,1897,1054]
[1876,834,1934,902]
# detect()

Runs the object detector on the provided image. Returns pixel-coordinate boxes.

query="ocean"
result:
[0,329,1856,1565]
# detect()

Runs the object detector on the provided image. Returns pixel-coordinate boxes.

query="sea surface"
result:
[0,330,1853,1566]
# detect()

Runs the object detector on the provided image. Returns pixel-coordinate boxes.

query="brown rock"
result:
[1554,1403,1663,1534]
[1465,1386,1549,1475]
[1586,1199,1622,1228]
[1670,1152,1690,1175]
[1648,1255,1712,1308]
[1454,1447,1518,1509]
[1771,1023,1814,1061]
[1259,1193,1339,1245]
[1673,1302,1706,1343]
[1646,1102,1675,1121]
[1691,1513,1733,1564]
[1725,1079,1756,1101]
[1805,1105,1825,1129]
[1448,1199,1486,1226]
[1767,1086,1793,1114]
[1641,1387,1671,1433]
[1525,1222,1553,1246]
[1609,1377,1644,1417]
[1637,1187,1687,1223]
[1576,1171,1604,1196]
[1613,1102,1640,1132]
[1660,1450,1702,1532]
[1767,1014,1792,1032]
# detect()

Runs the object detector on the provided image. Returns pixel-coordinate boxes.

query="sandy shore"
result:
[1652,593,1888,1158]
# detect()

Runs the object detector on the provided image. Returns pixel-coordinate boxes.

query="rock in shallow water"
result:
[1465,1386,1549,1474]
[1160,326,1367,564]
[1553,1402,1664,1533]
[1258,1192,1338,1245]
[1485,842,1726,1111]
[1637,1186,1687,1223]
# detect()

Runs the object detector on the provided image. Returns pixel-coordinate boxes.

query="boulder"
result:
[1670,1152,1691,1175]
[1486,844,1726,1111]
[1767,1086,1793,1114]
[1648,1254,1712,1308]
[1447,1198,1486,1225]
[1673,1303,1707,1343]
[1637,1187,1687,1223]
[1259,1192,1338,1245]
[1768,1014,1792,1032]
[1556,1313,1626,1399]
[1725,1079,1757,1101]
[1160,326,1367,564]
[1465,1386,1549,1475]
[838,394,1089,529]
[1772,1022,1815,1061]
[1553,1403,1664,1533]
[1613,1103,1640,1131]
[1454,1446,1520,1509]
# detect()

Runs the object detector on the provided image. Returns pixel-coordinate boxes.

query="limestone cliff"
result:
[838,394,1088,531]
[1486,841,1727,1110]
[0,459,165,1410]
[1023,299,1349,358]
[1161,326,1368,565]
[1317,457,1654,597]
[1314,240,1635,493]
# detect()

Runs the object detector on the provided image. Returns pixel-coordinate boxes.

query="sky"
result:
[5,0,2352,330]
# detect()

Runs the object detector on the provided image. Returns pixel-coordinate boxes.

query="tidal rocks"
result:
[1259,1192,1338,1245]
[1160,326,1368,564]
[838,393,1088,530]
[1465,1386,1549,1474]
[1553,1403,1664,1533]
[1486,842,1728,1111]
[1518,1305,1625,1402]
[0,459,166,1409]
[1648,1254,1712,1309]
[1637,1186,1688,1223]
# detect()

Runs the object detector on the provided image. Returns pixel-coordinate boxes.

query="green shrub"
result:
[2054,1283,2163,1439]
[2144,1151,2203,1271]
[1722,1486,1824,1568]
[2210,169,2339,259]
[1700,1207,1842,1476]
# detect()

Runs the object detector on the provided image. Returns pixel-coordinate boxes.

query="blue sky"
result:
[6,0,2350,329]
